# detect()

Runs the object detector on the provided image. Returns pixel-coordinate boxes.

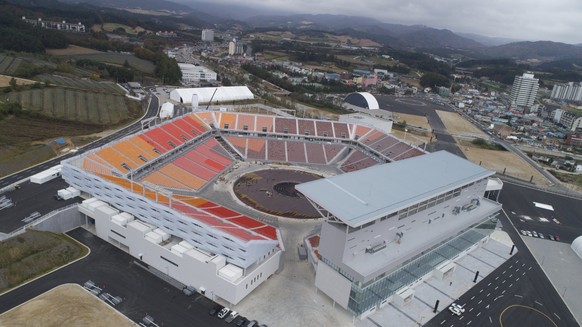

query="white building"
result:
[510,72,539,109]
[201,29,214,42]
[169,86,254,104]
[297,151,503,317]
[178,63,217,84]
[228,39,244,56]
[551,82,582,102]
[552,109,582,131]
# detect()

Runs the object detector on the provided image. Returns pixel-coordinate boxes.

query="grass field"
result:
[7,88,130,125]
[101,23,146,35]
[549,170,582,192]
[0,230,87,292]
[35,74,124,94]
[393,112,432,130]
[0,284,134,327]
[0,54,23,75]
[46,45,103,56]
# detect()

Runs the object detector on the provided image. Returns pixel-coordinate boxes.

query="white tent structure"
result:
[169,86,254,104]
[159,102,175,119]
[572,236,582,259]
[344,92,380,110]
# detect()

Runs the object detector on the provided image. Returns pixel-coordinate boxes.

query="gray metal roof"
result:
[296,151,494,227]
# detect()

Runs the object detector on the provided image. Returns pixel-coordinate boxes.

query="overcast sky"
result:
[202,0,582,44]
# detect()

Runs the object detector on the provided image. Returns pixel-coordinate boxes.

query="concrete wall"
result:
[32,205,84,233]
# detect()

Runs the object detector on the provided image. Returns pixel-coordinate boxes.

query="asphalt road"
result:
[0,178,81,233]
[0,228,232,327]
[0,93,160,190]
[500,182,582,244]
[425,209,579,327]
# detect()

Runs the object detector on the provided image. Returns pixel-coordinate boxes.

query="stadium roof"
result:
[296,151,494,227]
[169,86,254,104]
[344,92,379,110]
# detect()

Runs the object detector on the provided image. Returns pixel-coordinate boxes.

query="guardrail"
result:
[3,203,79,239]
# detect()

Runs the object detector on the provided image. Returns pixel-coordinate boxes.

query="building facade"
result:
[551,82,582,102]
[201,29,214,42]
[552,109,582,131]
[178,63,217,84]
[297,151,503,317]
[511,72,539,108]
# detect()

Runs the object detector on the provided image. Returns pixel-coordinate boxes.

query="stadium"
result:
[61,98,502,316]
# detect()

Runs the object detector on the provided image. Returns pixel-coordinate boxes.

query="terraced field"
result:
[0,54,23,75]
[67,53,155,74]
[35,74,125,94]
[7,88,130,125]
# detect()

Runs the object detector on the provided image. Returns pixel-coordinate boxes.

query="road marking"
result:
[509,274,513,278]
[522,272,526,276]
[514,295,523,298]
[535,301,543,306]
[516,277,520,281]
[467,320,472,326]
[503,270,506,274]
[516,268,520,272]
[478,300,482,304]
[488,282,492,286]
[469,307,474,312]
[502,280,506,284]
[489,316,492,323]
[522,263,525,267]
[510,265,513,268]
[528,267,532,270]
[486,304,490,309]
[459,316,464,321]
[495,277,499,280]
[509,283,513,287]
[554,313,561,320]
[480,289,484,293]
[494,295,503,302]
[502,290,506,294]
[441,319,446,325]
[487,293,491,297]
[477,312,481,317]
[495,286,499,290]
[471,296,475,300]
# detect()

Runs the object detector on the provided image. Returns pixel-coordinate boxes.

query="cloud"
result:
[201,0,582,43]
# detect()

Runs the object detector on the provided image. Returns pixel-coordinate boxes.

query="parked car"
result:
[218,308,230,319]
[548,235,555,241]
[246,321,258,327]
[555,235,561,241]
[235,318,248,327]
[225,311,239,323]
[526,231,532,237]
[448,303,465,316]
[538,233,544,239]
[520,230,527,236]
[532,231,538,238]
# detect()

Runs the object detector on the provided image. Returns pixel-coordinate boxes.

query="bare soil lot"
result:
[393,112,432,130]
[46,45,103,56]
[0,284,134,327]
[460,146,552,187]
[436,110,488,137]
[0,75,37,87]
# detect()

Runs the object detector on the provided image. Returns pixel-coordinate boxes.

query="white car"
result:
[532,231,539,238]
[218,308,230,319]
[449,303,465,316]
[526,231,532,237]
[225,311,239,323]
[520,230,527,236]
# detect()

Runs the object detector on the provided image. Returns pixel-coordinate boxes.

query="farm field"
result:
[67,53,155,74]
[0,54,23,75]
[35,74,124,94]
[0,284,133,327]
[7,88,131,125]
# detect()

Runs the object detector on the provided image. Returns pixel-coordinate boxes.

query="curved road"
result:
[0,92,160,189]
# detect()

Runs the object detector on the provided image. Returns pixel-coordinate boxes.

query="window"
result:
[323,132,328,137]
[305,130,310,136]
[224,123,229,129]
[341,132,346,138]
[243,125,248,131]
[262,127,267,132]
[283,128,289,134]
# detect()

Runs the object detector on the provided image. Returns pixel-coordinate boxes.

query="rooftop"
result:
[296,151,494,227]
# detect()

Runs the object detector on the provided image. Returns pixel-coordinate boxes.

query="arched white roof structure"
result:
[344,92,380,110]
[572,236,582,259]
[170,86,254,104]
[159,102,174,119]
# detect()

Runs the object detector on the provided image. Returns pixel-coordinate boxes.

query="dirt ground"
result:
[393,112,432,130]
[460,146,552,187]
[0,284,135,327]
[391,129,432,146]
[0,75,37,87]
[436,110,488,137]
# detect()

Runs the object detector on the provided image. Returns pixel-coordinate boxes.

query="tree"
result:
[420,72,450,90]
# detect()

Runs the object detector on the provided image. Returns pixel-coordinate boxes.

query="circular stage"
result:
[233,169,323,219]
